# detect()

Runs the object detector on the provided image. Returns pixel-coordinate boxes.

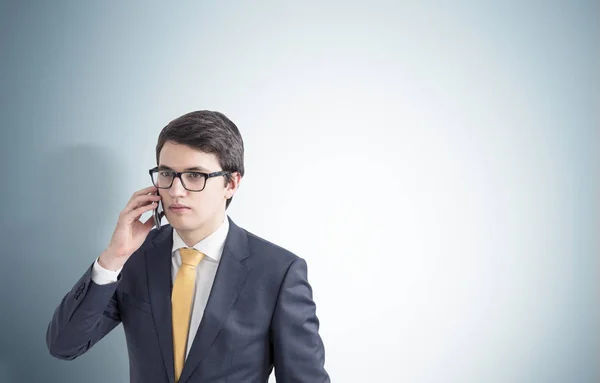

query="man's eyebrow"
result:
[157,165,211,172]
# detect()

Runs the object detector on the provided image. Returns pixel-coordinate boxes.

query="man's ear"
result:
[225,172,242,199]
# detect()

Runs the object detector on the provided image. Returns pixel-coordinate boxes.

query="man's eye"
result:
[188,172,202,179]
[159,171,172,177]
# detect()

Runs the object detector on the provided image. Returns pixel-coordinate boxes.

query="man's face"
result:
[157,141,236,235]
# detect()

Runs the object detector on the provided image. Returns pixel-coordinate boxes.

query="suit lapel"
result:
[178,217,249,383]
[147,226,176,383]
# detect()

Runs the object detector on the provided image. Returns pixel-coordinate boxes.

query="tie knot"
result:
[179,247,204,267]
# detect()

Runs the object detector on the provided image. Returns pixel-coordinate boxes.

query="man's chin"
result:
[165,216,198,231]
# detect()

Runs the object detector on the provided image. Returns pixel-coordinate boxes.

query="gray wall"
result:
[1,1,598,382]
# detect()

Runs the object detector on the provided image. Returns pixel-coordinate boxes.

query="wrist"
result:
[98,251,126,271]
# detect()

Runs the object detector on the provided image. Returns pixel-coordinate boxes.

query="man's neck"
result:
[177,213,226,247]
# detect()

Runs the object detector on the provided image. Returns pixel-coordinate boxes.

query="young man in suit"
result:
[46,110,330,383]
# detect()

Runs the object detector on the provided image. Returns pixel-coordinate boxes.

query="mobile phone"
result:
[153,191,164,229]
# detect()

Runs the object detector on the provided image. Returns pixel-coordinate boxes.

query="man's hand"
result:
[98,186,162,271]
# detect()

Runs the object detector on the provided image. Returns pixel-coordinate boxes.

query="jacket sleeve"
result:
[46,263,122,360]
[271,258,330,382]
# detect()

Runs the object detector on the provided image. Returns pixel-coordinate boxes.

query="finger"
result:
[131,195,160,218]
[127,186,158,204]
[132,185,158,197]
[133,207,145,222]
[125,201,158,222]
[125,197,158,216]
[125,193,161,213]
[125,186,156,209]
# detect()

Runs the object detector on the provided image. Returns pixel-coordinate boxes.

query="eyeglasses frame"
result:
[148,167,231,192]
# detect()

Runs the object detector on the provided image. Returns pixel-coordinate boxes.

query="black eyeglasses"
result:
[149,167,231,192]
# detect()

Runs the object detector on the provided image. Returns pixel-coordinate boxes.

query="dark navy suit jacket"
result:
[47,217,330,382]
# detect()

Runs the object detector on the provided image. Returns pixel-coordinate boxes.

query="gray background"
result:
[1,1,598,382]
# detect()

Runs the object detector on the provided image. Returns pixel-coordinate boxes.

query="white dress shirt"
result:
[91,216,230,359]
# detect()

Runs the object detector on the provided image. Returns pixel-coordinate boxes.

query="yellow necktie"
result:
[172,247,204,382]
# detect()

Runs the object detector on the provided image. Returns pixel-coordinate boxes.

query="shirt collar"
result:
[171,216,229,262]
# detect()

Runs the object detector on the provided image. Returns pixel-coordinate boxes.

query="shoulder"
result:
[246,229,298,262]
[234,223,302,274]
[234,226,312,297]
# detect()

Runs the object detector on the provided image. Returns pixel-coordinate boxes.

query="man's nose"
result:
[169,176,187,196]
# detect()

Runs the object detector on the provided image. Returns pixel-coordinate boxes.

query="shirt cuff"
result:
[91,257,122,285]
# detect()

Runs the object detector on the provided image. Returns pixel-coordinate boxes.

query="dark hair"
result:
[156,110,245,209]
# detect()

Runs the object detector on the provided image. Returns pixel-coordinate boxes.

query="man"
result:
[46,110,330,383]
